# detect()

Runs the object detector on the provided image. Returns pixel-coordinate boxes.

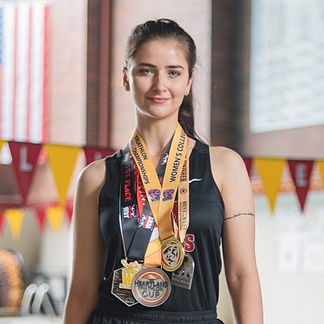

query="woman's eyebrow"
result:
[137,63,155,68]
[137,63,184,70]
[167,65,184,70]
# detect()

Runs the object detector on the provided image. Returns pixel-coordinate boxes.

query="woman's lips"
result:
[147,97,170,104]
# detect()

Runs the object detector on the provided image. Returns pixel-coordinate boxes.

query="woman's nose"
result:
[152,73,167,92]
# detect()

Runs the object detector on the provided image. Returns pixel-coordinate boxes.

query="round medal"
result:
[161,237,185,271]
[131,267,171,307]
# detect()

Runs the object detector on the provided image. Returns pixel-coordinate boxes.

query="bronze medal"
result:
[111,259,143,307]
[171,253,195,290]
[131,267,171,307]
[161,236,185,272]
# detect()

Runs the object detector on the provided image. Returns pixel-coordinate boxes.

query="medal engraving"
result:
[131,267,171,307]
[161,237,185,272]
[111,259,143,307]
[171,253,195,290]
[119,259,144,289]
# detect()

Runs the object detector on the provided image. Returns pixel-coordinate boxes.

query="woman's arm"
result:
[210,147,263,324]
[63,159,106,324]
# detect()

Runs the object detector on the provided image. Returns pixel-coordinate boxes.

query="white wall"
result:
[255,191,324,324]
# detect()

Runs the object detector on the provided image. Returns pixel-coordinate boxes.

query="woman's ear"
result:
[123,67,130,91]
[184,76,193,96]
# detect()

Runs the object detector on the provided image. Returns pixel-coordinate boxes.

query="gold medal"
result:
[161,236,185,272]
[119,259,144,289]
[111,259,143,307]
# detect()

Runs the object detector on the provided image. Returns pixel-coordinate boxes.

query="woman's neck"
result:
[136,117,178,156]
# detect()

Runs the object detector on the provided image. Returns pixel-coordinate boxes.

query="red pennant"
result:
[0,211,5,233]
[65,204,73,223]
[288,160,314,211]
[8,142,42,203]
[35,208,47,231]
[83,147,114,165]
[243,157,253,176]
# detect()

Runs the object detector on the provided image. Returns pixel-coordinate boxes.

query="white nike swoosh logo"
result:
[189,178,202,184]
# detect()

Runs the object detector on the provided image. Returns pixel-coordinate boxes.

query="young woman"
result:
[63,19,263,324]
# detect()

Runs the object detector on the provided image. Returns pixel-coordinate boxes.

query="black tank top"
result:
[97,141,224,313]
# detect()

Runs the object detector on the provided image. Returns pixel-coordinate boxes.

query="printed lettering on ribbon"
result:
[8,142,42,203]
[288,160,314,211]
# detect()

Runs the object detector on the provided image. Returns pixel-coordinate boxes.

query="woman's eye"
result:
[139,68,153,75]
[168,70,181,77]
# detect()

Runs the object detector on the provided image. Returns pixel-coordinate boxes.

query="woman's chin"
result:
[137,107,178,121]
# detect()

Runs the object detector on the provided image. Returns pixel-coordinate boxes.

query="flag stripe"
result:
[16,5,29,141]
[26,6,32,141]
[30,3,44,143]
[12,7,18,139]
[2,5,14,139]
[0,2,49,143]
[0,8,3,134]
[42,5,49,141]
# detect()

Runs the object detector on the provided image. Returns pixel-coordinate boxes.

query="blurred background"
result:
[0,0,323,323]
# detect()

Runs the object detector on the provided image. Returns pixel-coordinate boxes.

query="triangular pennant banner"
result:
[83,147,114,165]
[0,211,5,233]
[65,204,73,223]
[317,161,324,187]
[5,209,24,238]
[34,208,47,231]
[46,206,64,231]
[0,140,4,153]
[288,160,314,211]
[8,142,42,203]
[243,157,253,176]
[38,146,48,164]
[44,144,81,207]
[254,158,286,213]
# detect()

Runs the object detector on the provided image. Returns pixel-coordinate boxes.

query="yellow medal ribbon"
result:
[130,123,188,266]
[177,158,189,243]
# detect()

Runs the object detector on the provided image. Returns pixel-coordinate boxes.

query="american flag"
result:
[0,0,50,143]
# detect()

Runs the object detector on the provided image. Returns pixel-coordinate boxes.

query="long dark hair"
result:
[125,18,201,141]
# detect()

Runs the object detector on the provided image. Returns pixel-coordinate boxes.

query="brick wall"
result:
[48,0,87,146]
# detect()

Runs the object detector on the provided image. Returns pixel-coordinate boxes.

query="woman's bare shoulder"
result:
[77,158,107,192]
[210,145,246,169]
[209,145,243,160]
[209,146,247,192]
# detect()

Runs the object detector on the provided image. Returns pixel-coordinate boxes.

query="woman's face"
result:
[124,38,193,121]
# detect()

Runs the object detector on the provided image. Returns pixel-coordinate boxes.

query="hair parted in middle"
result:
[125,18,202,141]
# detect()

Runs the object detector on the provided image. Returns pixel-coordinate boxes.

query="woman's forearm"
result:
[228,274,263,324]
[63,289,98,324]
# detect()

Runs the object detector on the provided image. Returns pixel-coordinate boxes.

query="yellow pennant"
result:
[254,158,286,213]
[44,144,81,207]
[47,206,64,231]
[316,161,324,187]
[5,209,24,238]
[0,140,4,153]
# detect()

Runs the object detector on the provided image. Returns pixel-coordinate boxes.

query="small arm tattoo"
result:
[224,212,255,221]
